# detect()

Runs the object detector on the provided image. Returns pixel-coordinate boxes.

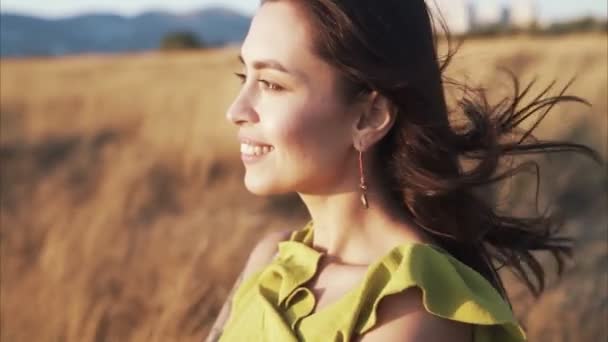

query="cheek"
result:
[270,99,351,171]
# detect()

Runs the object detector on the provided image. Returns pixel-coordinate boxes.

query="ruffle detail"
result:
[352,244,527,341]
[284,220,526,341]
[254,220,323,331]
[221,220,527,342]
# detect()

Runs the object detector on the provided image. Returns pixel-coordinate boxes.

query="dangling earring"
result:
[359,149,369,209]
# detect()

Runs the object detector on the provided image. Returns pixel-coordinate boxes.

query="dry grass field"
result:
[1,33,607,342]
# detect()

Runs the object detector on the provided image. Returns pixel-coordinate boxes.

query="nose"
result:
[225,91,259,126]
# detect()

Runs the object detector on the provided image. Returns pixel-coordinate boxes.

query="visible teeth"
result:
[240,143,274,156]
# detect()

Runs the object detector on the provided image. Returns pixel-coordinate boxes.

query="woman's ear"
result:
[353,91,397,151]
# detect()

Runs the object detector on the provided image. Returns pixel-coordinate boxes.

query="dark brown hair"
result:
[261,0,602,301]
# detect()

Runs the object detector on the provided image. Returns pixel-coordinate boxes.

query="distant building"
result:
[427,0,540,33]
[474,0,503,28]
[426,0,471,34]
[509,0,538,28]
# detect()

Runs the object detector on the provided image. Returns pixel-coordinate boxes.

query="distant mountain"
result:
[0,7,252,57]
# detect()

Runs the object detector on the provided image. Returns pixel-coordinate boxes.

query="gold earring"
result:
[359,149,369,209]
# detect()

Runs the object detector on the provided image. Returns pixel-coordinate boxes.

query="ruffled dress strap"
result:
[220,220,527,342]
[349,242,527,341]
[290,220,526,341]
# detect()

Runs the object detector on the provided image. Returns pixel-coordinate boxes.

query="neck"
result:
[298,163,427,265]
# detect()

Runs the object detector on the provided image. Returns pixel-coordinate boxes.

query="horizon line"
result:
[1,3,606,22]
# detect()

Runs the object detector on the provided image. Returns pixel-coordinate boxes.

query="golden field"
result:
[1,33,607,342]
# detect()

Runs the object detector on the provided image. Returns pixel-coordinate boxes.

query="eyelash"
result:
[234,72,284,92]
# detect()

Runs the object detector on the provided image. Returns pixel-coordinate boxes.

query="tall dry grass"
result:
[1,33,606,342]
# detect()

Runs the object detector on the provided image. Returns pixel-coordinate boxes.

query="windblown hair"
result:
[261,0,602,301]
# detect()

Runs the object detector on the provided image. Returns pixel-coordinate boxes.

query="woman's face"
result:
[226,1,361,196]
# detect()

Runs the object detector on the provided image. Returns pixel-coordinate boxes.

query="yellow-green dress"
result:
[219,220,526,341]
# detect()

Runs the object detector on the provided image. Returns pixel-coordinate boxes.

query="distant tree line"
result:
[160,31,205,51]
[463,16,608,38]
[539,16,608,35]
[157,17,606,50]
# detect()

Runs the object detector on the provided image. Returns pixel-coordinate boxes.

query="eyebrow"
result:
[238,54,291,75]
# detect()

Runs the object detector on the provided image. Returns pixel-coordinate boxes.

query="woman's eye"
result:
[258,79,284,92]
[233,72,284,92]
[234,72,246,84]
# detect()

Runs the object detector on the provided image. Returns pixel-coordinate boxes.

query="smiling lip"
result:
[237,133,272,147]
[238,134,274,165]
[241,151,272,164]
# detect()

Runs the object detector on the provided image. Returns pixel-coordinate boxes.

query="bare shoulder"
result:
[357,287,473,342]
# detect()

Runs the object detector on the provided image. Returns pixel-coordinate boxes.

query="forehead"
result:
[241,1,314,64]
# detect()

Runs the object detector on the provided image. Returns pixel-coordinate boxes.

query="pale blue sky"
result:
[1,0,606,22]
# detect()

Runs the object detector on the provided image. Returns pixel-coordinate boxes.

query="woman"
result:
[207,0,599,341]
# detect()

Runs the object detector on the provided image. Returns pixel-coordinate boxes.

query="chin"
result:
[244,174,280,196]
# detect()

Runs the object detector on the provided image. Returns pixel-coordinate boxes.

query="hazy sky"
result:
[1,0,606,22]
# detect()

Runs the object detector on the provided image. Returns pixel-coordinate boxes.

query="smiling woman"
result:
[206,0,600,341]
